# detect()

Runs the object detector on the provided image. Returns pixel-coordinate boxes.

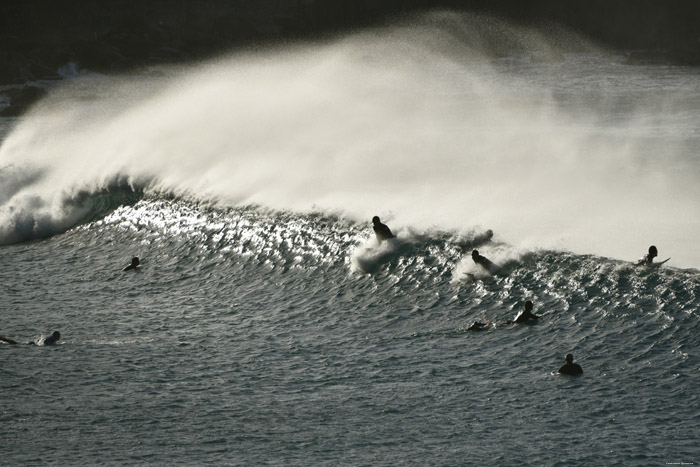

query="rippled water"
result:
[3,10,700,465]
[2,199,699,465]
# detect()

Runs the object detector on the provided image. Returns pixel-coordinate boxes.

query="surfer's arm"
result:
[0,336,19,345]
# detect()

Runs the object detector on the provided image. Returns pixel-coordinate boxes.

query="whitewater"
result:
[2,12,699,466]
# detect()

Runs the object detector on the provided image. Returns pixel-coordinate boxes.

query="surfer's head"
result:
[52,331,60,340]
[648,245,658,257]
[525,301,533,311]
[131,257,140,267]
[372,216,380,225]
[485,229,493,238]
[565,353,574,363]
[472,250,479,258]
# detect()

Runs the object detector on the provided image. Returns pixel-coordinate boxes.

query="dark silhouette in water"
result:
[0,335,18,345]
[123,257,140,271]
[514,300,539,323]
[471,249,496,272]
[43,331,61,345]
[558,353,583,375]
[468,321,489,331]
[636,245,658,266]
[502,301,540,325]
[0,331,61,346]
[372,216,395,243]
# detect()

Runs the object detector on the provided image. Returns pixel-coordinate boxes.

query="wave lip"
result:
[0,175,143,245]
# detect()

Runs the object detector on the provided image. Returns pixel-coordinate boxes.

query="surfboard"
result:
[650,257,670,268]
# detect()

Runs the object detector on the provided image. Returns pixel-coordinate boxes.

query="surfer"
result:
[471,249,495,272]
[372,216,395,243]
[558,353,583,376]
[42,331,61,345]
[502,301,540,325]
[123,257,140,271]
[0,335,18,345]
[514,301,539,323]
[0,331,61,345]
[636,245,658,266]
[468,320,489,331]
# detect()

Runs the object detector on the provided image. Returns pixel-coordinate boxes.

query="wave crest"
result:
[0,174,143,245]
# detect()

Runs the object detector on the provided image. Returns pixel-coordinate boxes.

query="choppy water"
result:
[2,11,700,466]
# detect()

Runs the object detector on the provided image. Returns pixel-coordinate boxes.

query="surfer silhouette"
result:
[42,331,61,345]
[514,301,539,323]
[123,257,140,271]
[0,331,61,346]
[558,353,583,376]
[372,216,395,243]
[636,245,658,266]
[0,335,18,345]
[468,320,489,331]
[471,249,495,272]
[502,301,539,325]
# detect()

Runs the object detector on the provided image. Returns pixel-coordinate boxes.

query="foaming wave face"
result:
[1,11,699,267]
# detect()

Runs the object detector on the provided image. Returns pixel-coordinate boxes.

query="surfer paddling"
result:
[636,245,658,266]
[468,320,489,331]
[372,216,395,243]
[558,353,583,376]
[636,245,670,268]
[123,257,141,271]
[0,331,61,346]
[0,335,19,345]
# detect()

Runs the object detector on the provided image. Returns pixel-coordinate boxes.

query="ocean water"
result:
[2,12,700,466]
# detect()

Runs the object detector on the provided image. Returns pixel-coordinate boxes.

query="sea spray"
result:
[1,11,699,267]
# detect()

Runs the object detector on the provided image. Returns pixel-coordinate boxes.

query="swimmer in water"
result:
[0,335,18,345]
[558,353,583,375]
[123,257,140,271]
[502,301,540,325]
[514,301,539,323]
[43,331,61,346]
[471,249,495,272]
[468,320,489,331]
[1,331,61,345]
[372,216,395,243]
[636,245,658,266]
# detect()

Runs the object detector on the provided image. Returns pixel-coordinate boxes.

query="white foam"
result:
[1,12,699,267]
